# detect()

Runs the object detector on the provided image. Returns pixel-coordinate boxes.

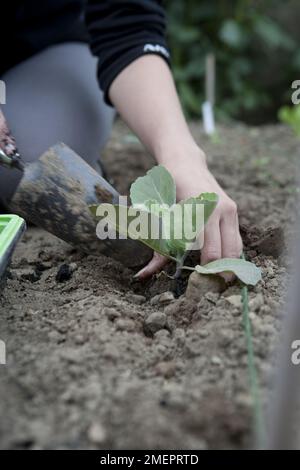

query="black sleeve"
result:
[85,0,170,105]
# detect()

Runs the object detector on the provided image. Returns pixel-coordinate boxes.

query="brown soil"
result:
[0,121,299,450]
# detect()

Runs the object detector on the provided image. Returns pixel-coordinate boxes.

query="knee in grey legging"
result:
[0,42,115,207]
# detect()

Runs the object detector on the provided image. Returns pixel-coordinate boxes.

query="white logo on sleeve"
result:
[143,44,170,59]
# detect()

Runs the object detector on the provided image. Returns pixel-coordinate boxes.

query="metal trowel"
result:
[0,143,152,268]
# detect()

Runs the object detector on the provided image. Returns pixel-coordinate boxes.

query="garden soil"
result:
[0,121,299,449]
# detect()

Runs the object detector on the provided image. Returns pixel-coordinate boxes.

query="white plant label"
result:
[202,101,216,135]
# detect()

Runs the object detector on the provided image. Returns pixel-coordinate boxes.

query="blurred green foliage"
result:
[278,105,300,136]
[165,0,300,122]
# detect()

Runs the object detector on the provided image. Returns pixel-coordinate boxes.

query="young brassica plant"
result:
[90,166,261,286]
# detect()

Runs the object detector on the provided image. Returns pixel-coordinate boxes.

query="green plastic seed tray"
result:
[0,214,26,281]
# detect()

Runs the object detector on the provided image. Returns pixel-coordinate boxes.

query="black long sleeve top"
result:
[1,1,170,104]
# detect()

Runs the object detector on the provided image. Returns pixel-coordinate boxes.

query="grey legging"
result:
[0,42,115,207]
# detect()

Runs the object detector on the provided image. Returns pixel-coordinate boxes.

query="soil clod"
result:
[55,263,76,282]
[143,311,168,336]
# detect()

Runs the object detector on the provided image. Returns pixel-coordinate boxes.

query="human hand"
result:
[135,146,243,279]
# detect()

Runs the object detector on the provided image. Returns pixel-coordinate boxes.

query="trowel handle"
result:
[0,149,24,171]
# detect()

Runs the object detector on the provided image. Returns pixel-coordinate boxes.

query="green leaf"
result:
[197,192,219,223]
[278,105,300,137]
[140,193,218,259]
[90,165,219,265]
[253,17,295,50]
[89,204,100,217]
[89,203,174,260]
[134,199,170,215]
[90,192,218,263]
[166,198,204,257]
[167,193,218,256]
[219,19,248,49]
[194,258,261,286]
[130,166,176,208]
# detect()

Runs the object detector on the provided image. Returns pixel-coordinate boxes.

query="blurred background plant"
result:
[165,0,300,123]
[278,105,300,136]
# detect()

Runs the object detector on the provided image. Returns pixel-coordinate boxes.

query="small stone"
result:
[115,318,135,332]
[38,250,52,262]
[173,328,185,345]
[211,355,222,365]
[156,344,168,355]
[128,294,146,305]
[86,308,100,321]
[186,272,226,304]
[103,307,120,321]
[235,393,252,408]
[249,312,257,321]
[56,323,68,334]
[249,293,264,312]
[185,340,202,358]
[155,361,176,378]
[14,268,41,283]
[56,264,73,282]
[265,267,275,278]
[218,329,234,347]
[70,262,78,272]
[154,329,171,341]
[257,323,275,336]
[247,250,257,258]
[199,329,209,338]
[88,422,107,444]
[59,348,82,363]
[35,261,53,271]
[102,344,120,360]
[74,334,85,345]
[144,311,167,336]
[28,420,51,445]
[164,300,181,316]
[226,295,242,308]
[150,291,175,306]
[231,308,241,317]
[260,305,271,315]
[48,330,63,343]
[205,292,219,304]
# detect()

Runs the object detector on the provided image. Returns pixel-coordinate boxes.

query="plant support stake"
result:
[202,53,216,135]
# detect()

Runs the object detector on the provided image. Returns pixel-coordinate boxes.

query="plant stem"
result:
[181,266,194,271]
[174,258,184,279]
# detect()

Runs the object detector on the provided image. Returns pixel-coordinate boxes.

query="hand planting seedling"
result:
[90,165,261,286]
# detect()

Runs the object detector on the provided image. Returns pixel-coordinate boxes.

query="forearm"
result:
[109,55,206,169]
[108,55,242,278]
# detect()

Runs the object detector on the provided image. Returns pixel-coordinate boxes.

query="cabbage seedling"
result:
[90,166,261,286]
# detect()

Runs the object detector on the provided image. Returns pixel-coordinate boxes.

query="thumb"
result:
[134,253,168,280]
